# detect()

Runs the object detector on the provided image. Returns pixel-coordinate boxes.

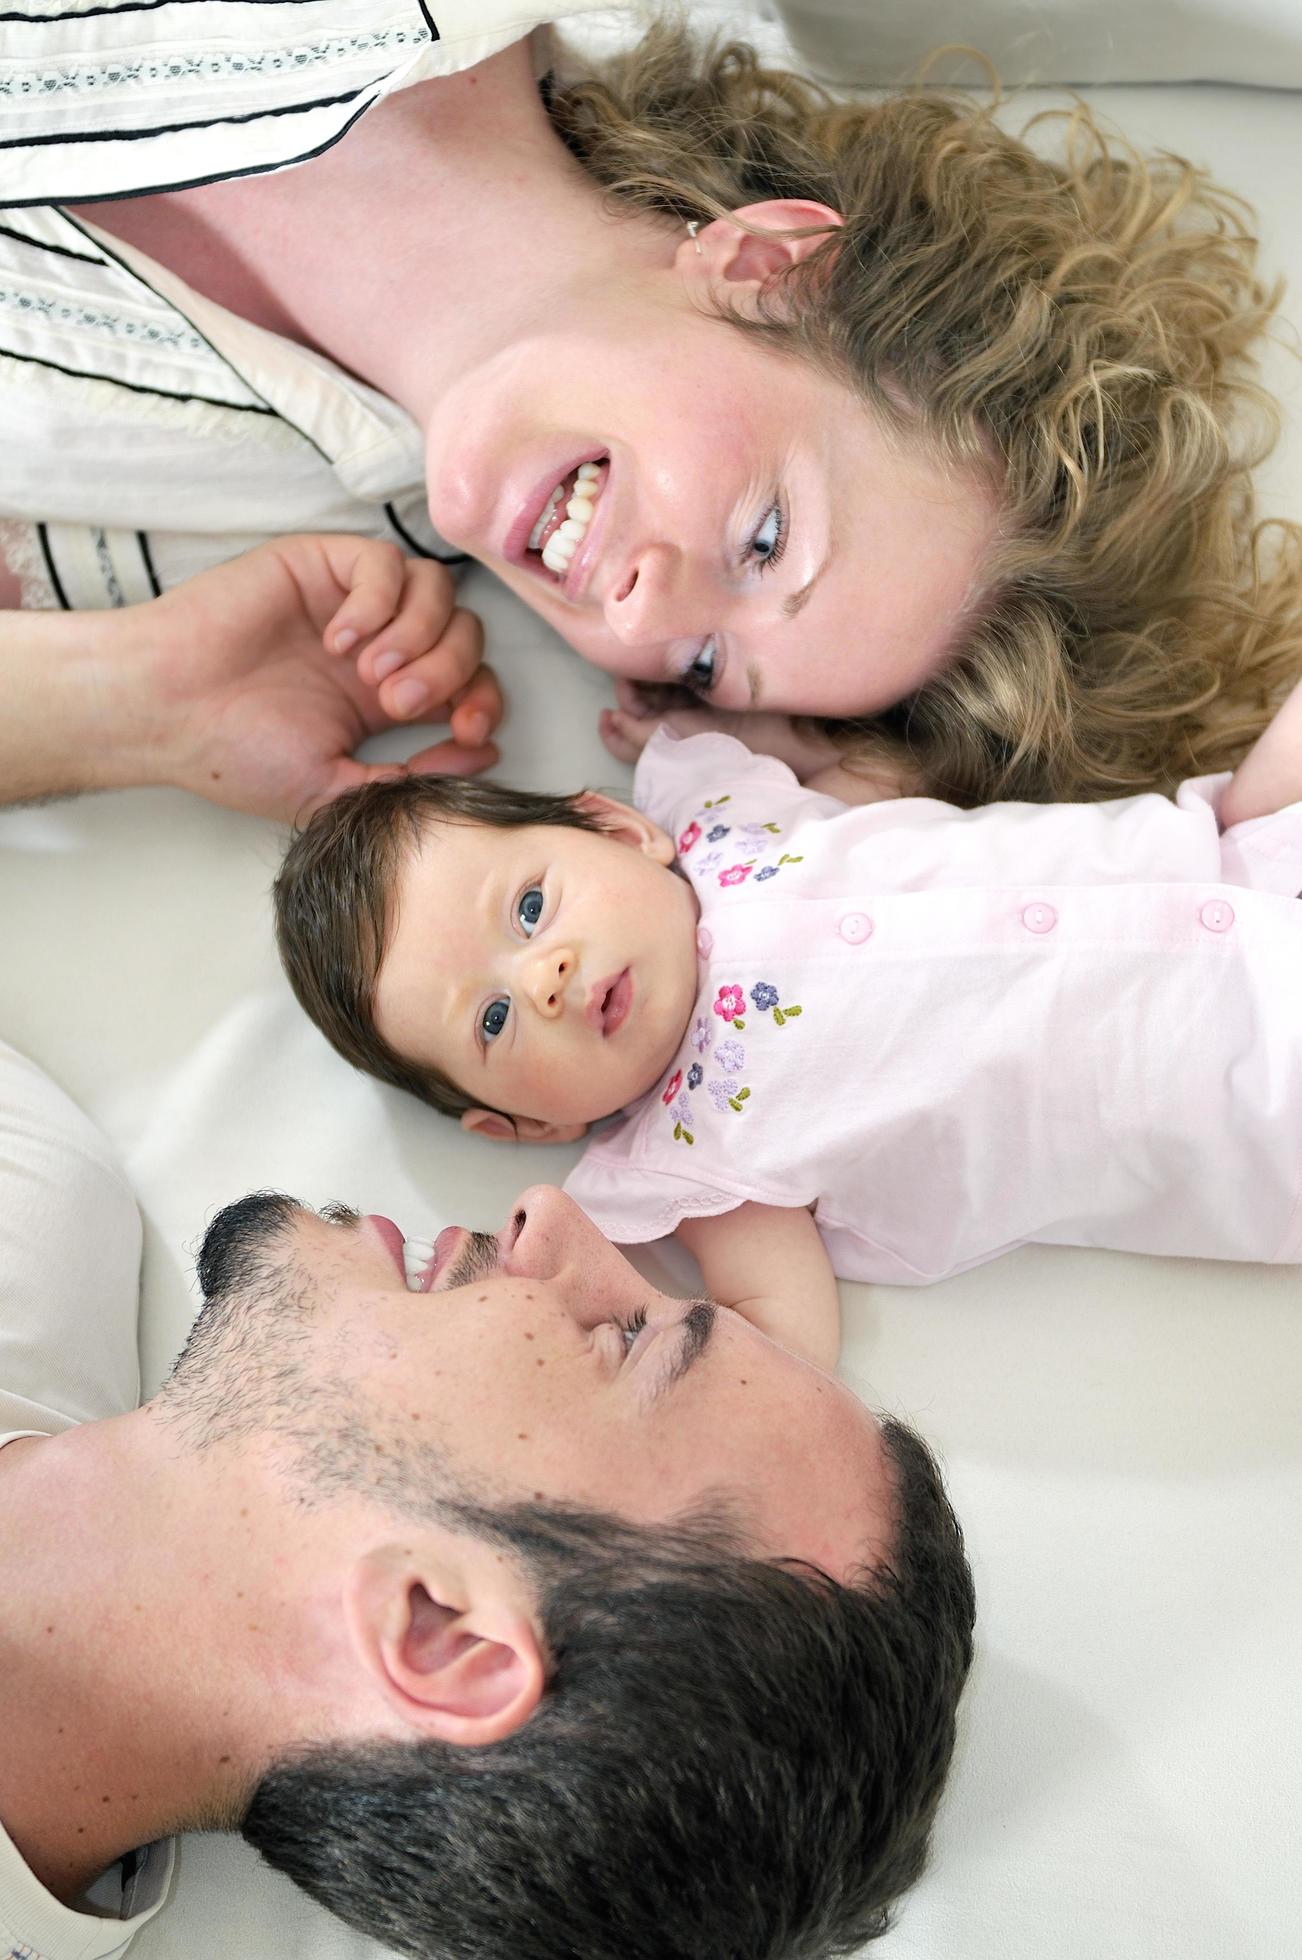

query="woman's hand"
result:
[139,535,502,821]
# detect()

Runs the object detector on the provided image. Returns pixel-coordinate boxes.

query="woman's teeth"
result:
[403,1235,434,1292]
[530,461,605,577]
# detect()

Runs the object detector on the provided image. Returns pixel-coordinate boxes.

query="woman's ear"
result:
[345,1548,546,1748]
[460,1107,588,1145]
[680,199,843,295]
[572,790,676,866]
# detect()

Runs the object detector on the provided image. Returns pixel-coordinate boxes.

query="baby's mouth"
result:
[526,459,608,584]
[590,968,633,1039]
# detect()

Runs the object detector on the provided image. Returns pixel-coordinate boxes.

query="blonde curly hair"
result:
[548,24,1302,802]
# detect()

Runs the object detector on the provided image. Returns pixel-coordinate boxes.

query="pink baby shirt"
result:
[564,729,1302,1284]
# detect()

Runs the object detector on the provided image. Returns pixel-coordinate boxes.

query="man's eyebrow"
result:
[658,1298,717,1396]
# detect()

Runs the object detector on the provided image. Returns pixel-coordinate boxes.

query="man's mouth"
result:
[587,968,632,1038]
[515,456,609,592]
[402,1224,470,1293]
[401,1208,527,1293]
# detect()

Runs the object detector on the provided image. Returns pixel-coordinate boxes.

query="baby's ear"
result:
[460,1108,588,1146]
[572,791,675,866]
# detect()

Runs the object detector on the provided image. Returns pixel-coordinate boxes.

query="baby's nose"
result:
[527,946,577,1018]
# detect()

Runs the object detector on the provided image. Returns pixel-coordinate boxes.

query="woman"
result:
[2,5,1297,812]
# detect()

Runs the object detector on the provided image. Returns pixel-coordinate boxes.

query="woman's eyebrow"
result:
[782,537,835,620]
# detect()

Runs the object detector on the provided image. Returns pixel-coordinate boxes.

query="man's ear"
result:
[572,790,676,866]
[460,1107,588,1145]
[345,1546,545,1747]
[679,198,843,297]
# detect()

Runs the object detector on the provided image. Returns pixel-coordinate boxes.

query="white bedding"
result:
[1,53,1300,1960]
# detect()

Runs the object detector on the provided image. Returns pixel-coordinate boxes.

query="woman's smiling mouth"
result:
[508,455,610,597]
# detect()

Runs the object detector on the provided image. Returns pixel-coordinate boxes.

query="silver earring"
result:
[687,219,702,255]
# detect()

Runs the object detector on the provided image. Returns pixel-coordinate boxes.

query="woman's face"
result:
[423,284,1000,720]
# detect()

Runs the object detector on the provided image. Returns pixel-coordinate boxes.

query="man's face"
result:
[200,1187,894,1581]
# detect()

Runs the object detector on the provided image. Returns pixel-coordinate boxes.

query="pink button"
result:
[1021,901,1058,934]
[1199,899,1235,933]
[839,912,873,944]
[696,926,713,957]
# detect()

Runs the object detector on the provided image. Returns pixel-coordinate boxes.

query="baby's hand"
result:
[598,680,842,781]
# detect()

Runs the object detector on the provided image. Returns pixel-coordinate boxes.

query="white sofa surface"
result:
[2,70,1300,1960]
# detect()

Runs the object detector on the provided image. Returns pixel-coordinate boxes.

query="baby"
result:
[275,682,1302,1373]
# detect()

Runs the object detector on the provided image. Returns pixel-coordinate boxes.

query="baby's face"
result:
[374,804,701,1137]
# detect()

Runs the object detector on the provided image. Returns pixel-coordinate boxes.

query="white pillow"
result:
[770,0,1302,88]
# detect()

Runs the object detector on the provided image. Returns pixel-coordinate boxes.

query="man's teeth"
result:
[536,461,604,576]
[403,1235,434,1292]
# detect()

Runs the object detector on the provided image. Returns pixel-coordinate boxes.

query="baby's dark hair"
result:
[273,776,606,1117]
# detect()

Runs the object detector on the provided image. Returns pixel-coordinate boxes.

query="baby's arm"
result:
[675,1203,841,1375]
[1218,677,1302,827]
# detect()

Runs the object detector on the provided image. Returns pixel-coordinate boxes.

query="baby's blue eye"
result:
[517,886,545,935]
[481,998,510,1043]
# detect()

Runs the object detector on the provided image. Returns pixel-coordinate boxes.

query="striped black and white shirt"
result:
[0,0,623,608]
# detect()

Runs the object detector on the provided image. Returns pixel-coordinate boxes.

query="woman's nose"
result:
[604,540,704,646]
[524,945,577,1017]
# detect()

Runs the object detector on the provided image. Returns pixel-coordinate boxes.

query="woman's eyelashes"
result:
[678,499,787,696]
[683,636,719,695]
[747,499,786,574]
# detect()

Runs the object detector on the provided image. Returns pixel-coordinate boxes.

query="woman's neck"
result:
[73,40,668,432]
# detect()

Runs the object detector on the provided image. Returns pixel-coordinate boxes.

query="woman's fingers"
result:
[375,605,485,720]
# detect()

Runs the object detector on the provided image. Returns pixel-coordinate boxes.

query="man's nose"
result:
[604,540,709,647]
[523,944,578,1017]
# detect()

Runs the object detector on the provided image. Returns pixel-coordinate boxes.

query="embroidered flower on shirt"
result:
[678,821,702,855]
[706,823,731,843]
[687,1063,704,1090]
[669,1092,695,1145]
[736,820,782,851]
[713,985,746,1028]
[716,1038,746,1073]
[690,1017,713,1054]
[754,864,778,882]
[749,980,804,1027]
[719,863,753,888]
[708,1075,752,1114]
[661,1069,683,1105]
[696,849,724,876]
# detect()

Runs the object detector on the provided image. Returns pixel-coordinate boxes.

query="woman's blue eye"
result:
[517,886,545,935]
[684,637,717,695]
[481,998,510,1043]
[749,502,786,573]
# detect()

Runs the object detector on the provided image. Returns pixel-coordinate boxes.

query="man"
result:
[0,1039,974,1960]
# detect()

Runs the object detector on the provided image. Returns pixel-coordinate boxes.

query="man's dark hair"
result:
[242,1420,974,1960]
[273,775,605,1119]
